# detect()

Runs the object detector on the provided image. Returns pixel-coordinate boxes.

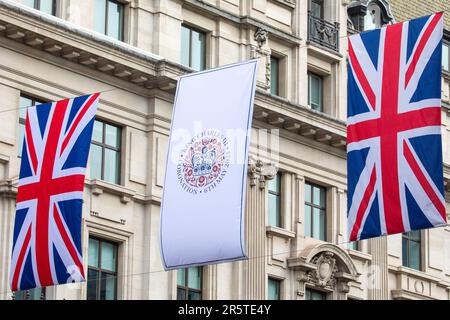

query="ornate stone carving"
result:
[254,28,268,48]
[308,252,338,288]
[288,243,360,299]
[247,158,277,189]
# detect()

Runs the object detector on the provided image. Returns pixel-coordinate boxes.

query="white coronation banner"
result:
[160,60,258,270]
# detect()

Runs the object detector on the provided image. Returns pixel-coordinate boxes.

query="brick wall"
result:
[389,0,450,30]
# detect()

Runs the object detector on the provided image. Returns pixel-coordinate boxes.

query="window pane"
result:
[410,230,421,241]
[92,120,103,143]
[268,173,280,193]
[107,1,123,40]
[40,0,54,15]
[187,267,201,290]
[309,74,322,111]
[104,149,120,184]
[305,183,311,203]
[181,26,190,67]
[304,205,311,237]
[312,186,321,205]
[23,0,35,8]
[310,0,323,18]
[268,278,280,300]
[443,44,449,71]
[268,194,280,227]
[14,288,43,300]
[89,144,102,180]
[191,29,205,71]
[409,241,421,270]
[87,268,99,300]
[319,209,326,241]
[348,241,358,251]
[270,57,279,95]
[177,288,186,300]
[94,0,106,34]
[177,269,186,286]
[19,96,32,120]
[105,124,120,148]
[188,291,201,300]
[101,241,117,272]
[18,123,25,157]
[402,236,408,267]
[313,207,321,239]
[88,238,99,267]
[305,288,325,300]
[100,273,116,300]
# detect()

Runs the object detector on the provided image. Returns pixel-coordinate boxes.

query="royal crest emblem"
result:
[177,130,230,194]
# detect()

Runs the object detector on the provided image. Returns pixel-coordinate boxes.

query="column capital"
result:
[247,158,277,189]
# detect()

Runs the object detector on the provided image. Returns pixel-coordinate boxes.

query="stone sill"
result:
[347,249,372,262]
[388,265,450,287]
[266,225,296,239]
[86,179,136,204]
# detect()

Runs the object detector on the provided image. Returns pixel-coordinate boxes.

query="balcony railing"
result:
[308,11,340,53]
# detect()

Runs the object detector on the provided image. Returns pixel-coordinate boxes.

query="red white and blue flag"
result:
[10,93,99,290]
[347,13,447,241]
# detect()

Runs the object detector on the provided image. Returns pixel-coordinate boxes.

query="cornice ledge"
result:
[182,0,301,45]
[266,225,296,239]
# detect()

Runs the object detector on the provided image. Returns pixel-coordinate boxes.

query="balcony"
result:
[308,11,340,53]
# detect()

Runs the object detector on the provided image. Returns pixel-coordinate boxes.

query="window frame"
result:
[270,55,280,96]
[443,39,449,73]
[13,287,46,300]
[90,119,122,185]
[25,0,56,15]
[268,172,282,228]
[402,230,422,271]
[87,236,119,300]
[181,24,206,71]
[305,287,327,300]
[304,181,327,241]
[309,0,324,19]
[18,94,46,157]
[308,72,323,112]
[96,0,125,41]
[177,267,203,300]
[267,277,282,300]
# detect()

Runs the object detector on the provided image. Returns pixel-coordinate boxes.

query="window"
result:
[87,237,118,300]
[89,120,121,184]
[308,73,323,112]
[305,288,326,300]
[402,230,422,271]
[13,288,45,300]
[23,0,56,15]
[270,56,280,96]
[443,42,449,72]
[177,267,202,300]
[181,25,206,71]
[268,173,282,227]
[18,95,45,157]
[348,241,359,251]
[268,278,281,300]
[310,0,323,19]
[304,182,326,241]
[94,0,124,41]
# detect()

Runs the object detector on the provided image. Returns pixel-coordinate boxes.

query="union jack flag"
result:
[10,93,100,291]
[347,13,447,241]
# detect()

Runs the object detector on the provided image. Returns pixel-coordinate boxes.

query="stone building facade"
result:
[0,0,448,300]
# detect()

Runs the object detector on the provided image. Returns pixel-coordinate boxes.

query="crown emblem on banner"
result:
[192,146,216,176]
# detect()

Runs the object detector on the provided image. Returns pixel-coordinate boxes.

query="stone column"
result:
[243,159,276,299]
[0,180,17,300]
[368,237,389,299]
